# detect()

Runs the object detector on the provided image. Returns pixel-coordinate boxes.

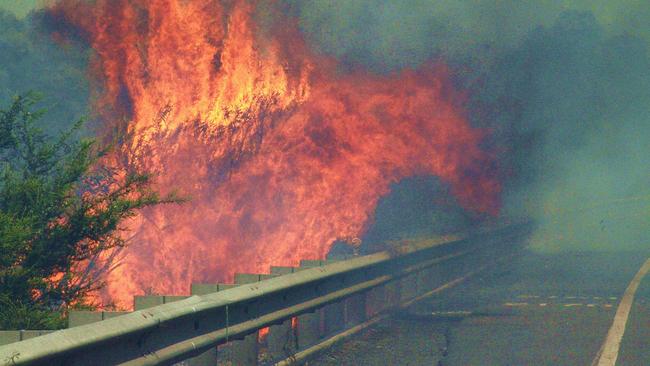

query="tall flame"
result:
[51,0,500,308]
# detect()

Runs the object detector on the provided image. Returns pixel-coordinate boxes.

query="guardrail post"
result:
[296,261,324,350]
[323,301,345,335]
[134,295,214,366]
[306,260,346,336]
[400,273,418,302]
[266,267,298,362]
[190,283,235,365]
[345,293,367,326]
[296,308,321,351]
[385,279,401,307]
[365,284,385,316]
[231,274,261,366]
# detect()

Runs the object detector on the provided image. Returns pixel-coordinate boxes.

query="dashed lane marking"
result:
[592,257,650,366]
[503,302,614,309]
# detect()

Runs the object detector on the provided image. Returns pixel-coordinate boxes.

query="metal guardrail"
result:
[0,223,531,365]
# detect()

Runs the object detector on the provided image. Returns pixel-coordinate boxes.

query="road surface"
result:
[309,250,650,366]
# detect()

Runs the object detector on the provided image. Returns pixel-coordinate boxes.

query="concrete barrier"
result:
[68,311,131,327]
[133,295,189,310]
[0,330,54,346]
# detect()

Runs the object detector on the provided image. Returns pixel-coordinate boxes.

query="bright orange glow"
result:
[259,327,269,342]
[51,0,500,309]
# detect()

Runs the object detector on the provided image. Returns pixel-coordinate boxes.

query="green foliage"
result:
[0,94,181,329]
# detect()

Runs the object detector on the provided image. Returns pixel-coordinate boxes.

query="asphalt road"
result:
[308,250,650,366]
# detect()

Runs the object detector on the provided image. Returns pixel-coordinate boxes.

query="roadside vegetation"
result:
[0,94,181,329]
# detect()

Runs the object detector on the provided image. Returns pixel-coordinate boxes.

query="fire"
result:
[50,0,500,308]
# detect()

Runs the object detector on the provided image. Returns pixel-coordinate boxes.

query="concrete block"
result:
[68,311,130,327]
[259,274,277,281]
[163,295,189,303]
[299,259,323,267]
[234,273,262,284]
[134,295,164,310]
[190,283,220,295]
[102,311,130,320]
[0,331,20,346]
[324,259,343,264]
[20,330,52,340]
[68,310,102,327]
[217,283,237,291]
[0,329,55,346]
[270,266,295,275]
[133,295,188,310]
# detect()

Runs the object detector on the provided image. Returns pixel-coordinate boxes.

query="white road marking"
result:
[592,258,650,366]
[564,303,583,307]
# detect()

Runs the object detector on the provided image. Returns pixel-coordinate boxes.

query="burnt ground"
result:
[308,250,650,366]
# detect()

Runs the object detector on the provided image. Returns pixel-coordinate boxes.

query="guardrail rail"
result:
[0,222,532,366]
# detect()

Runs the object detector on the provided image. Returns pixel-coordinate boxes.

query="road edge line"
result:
[592,257,650,366]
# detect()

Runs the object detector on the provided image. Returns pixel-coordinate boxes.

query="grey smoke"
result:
[287,0,650,251]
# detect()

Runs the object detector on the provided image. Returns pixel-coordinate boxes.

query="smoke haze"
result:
[287,0,650,252]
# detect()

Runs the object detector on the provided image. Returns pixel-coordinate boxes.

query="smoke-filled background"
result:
[0,0,648,303]
[0,1,88,133]
[287,0,650,252]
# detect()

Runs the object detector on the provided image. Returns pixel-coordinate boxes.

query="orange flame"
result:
[51,0,500,308]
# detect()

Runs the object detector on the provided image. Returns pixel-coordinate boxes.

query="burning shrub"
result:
[0,94,181,329]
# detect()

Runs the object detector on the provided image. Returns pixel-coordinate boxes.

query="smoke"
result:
[483,12,650,251]
[289,0,650,251]
[0,8,89,133]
